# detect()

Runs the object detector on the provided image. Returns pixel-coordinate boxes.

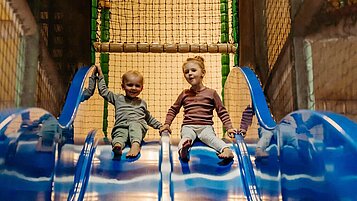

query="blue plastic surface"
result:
[1,66,357,201]
[0,108,60,200]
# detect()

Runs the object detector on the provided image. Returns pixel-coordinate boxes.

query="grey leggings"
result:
[111,122,147,148]
[179,125,228,153]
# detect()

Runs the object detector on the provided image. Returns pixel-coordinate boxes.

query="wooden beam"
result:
[93,42,237,54]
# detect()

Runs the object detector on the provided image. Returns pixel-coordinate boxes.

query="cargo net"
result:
[75,0,240,141]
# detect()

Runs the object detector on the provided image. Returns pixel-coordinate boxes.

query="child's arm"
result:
[81,66,97,102]
[212,90,234,130]
[239,105,254,137]
[144,107,162,130]
[161,91,185,133]
[96,65,116,104]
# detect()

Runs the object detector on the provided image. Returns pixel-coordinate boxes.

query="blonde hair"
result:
[182,56,206,73]
[121,70,144,84]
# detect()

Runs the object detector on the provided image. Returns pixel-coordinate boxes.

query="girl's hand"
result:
[91,65,98,76]
[227,128,237,138]
[159,124,171,134]
[238,129,247,138]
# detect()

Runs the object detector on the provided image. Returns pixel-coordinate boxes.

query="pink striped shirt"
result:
[165,87,233,130]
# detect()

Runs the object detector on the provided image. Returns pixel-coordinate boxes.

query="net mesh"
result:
[0,0,25,110]
[74,0,249,141]
[108,1,223,44]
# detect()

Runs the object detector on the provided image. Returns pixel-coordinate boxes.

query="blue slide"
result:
[1,66,357,200]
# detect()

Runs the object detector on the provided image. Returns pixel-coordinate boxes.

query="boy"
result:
[96,65,162,158]
[81,65,97,102]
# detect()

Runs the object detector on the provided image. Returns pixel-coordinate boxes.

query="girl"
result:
[160,56,236,160]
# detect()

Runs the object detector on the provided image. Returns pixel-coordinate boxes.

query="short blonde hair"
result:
[182,56,206,73]
[121,70,144,84]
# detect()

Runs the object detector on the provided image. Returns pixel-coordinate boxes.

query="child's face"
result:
[122,75,143,98]
[183,62,205,87]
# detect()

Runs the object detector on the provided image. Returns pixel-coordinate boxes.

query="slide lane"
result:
[81,142,162,200]
[170,142,244,201]
[2,65,357,201]
[240,66,357,201]
[0,108,60,200]
[65,139,258,201]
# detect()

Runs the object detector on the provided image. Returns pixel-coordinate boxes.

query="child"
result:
[81,65,97,102]
[239,105,272,159]
[160,56,237,160]
[96,65,162,158]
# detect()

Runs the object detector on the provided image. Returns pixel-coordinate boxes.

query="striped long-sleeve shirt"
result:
[164,87,233,130]
[240,105,254,132]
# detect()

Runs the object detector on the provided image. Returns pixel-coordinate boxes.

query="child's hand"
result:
[238,129,247,138]
[159,124,171,134]
[227,128,237,138]
[96,65,103,76]
[91,65,98,76]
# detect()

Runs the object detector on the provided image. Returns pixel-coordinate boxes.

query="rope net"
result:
[74,0,251,141]
[107,1,222,44]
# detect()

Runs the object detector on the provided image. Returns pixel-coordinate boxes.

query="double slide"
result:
[0,66,356,200]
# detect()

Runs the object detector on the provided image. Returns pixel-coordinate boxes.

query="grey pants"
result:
[257,126,274,150]
[111,122,147,148]
[179,125,228,153]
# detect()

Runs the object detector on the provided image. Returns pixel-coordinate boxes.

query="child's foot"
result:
[255,148,269,159]
[112,143,122,157]
[179,139,192,161]
[218,148,234,159]
[126,142,141,158]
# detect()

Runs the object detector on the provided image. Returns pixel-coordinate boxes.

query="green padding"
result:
[101,32,109,41]
[92,0,97,7]
[233,32,239,43]
[220,0,228,3]
[220,3,228,13]
[104,74,109,82]
[232,1,238,12]
[221,65,230,76]
[103,103,108,112]
[222,76,227,87]
[221,54,230,65]
[91,8,97,18]
[102,119,108,128]
[91,32,96,40]
[221,23,229,33]
[234,54,239,66]
[102,68,109,76]
[104,21,110,28]
[91,19,97,31]
[103,12,110,20]
[232,14,239,26]
[221,14,228,23]
[221,34,229,43]
[91,52,95,65]
[100,54,109,62]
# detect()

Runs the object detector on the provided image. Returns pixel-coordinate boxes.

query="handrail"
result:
[239,66,276,130]
[233,134,261,201]
[285,110,357,152]
[159,131,173,201]
[0,108,57,136]
[67,130,99,201]
[58,66,94,128]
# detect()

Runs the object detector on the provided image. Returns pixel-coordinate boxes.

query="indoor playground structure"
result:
[1,0,357,200]
[1,66,357,200]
